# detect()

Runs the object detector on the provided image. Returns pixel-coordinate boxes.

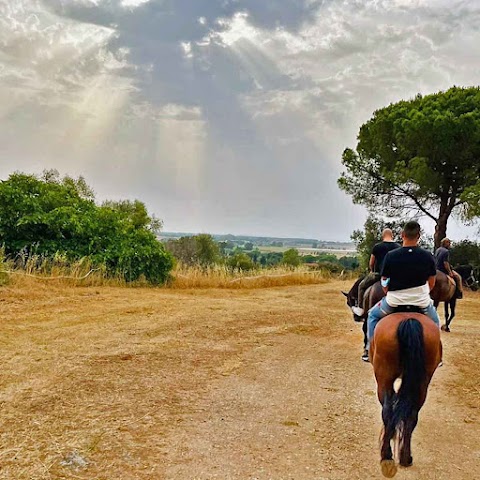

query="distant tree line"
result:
[164,235,359,272]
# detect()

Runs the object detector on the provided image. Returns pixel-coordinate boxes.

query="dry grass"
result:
[0,280,341,479]
[169,264,334,289]
[0,280,478,479]
[0,253,118,288]
[1,255,345,290]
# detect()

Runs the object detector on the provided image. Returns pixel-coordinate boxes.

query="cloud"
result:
[1,0,480,239]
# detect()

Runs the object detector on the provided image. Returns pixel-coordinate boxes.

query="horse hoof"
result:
[441,325,450,332]
[400,455,413,467]
[381,459,397,478]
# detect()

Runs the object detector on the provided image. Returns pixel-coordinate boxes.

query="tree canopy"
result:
[338,86,480,248]
[0,171,173,284]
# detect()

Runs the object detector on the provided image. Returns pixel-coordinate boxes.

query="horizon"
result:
[1,1,480,241]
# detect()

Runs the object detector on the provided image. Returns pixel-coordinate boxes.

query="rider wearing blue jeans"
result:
[365,220,440,361]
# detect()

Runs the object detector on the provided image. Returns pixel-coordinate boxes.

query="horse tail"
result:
[383,318,426,466]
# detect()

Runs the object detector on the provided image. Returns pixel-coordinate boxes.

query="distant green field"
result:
[258,246,357,258]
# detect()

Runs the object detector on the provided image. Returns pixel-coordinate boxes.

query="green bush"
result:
[227,252,255,271]
[282,248,301,267]
[0,170,173,284]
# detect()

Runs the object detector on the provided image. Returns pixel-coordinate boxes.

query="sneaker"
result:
[352,306,364,316]
[361,350,370,362]
[438,361,443,367]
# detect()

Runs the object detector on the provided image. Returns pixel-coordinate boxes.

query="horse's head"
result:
[456,264,479,291]
[342,276,365,322]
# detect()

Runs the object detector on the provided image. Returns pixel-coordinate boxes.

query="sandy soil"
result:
[0,280,478,479]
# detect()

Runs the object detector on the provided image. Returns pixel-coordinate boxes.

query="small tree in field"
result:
[282,248,301,268]
[338,86,480,248]
[227,252,255,271]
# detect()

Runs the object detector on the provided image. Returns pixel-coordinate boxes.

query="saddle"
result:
[392,305,424,314]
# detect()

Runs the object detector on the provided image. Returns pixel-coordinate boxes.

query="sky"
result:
[1,0,479,241]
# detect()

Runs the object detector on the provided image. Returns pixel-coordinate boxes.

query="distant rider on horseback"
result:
[352,228,400,317]
[434,238,463,299]
[364,221,440,360]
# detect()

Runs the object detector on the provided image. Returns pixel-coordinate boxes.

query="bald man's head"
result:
[382,228,394,241]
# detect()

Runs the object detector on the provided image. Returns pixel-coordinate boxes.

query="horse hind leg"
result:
[446,298,456,330]
[398,410,418,467]
[441,301,451,332]
[442,298,456,332]
[379,388,398,478]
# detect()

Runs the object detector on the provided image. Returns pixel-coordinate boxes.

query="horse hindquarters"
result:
[395,318,427,467]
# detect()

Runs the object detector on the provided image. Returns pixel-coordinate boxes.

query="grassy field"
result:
[257,245,356,258]
[0,277,478,479]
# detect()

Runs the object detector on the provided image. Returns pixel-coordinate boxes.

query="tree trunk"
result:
[434,192,458,249]
[434,219,447,250]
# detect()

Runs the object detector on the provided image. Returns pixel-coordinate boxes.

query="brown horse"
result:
[371,312,442,477]
[430,271,457,332]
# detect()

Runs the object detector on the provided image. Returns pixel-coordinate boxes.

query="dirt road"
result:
[0,280,478,479]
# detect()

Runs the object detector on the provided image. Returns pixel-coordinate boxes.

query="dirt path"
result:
[0,281,478,479]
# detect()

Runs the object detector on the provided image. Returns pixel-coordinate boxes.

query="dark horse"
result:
[343,270,457,354]
[371,312,442,477]
[455,264,478,291]
[342,277,383,357]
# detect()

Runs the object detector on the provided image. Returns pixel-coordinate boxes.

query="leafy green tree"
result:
[259,252,283,267]
[195,234,220,267]
[450,240,480,267]
[338,87,480,248]
[227,252,255,271]
[102,199,163,233]
[0,171,173,284]
[316,253,338,263]
[164,234,220,267]
[338,256,360,270]
[461,185,480,219]
[302,254,318,264]
[246,249,261,263]
[0,171,96,255]
[282,248,301,268]
[164,236,197,265]
[318,261,342,273]
[244,241,254,251]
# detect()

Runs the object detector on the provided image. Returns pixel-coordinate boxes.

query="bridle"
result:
[464,271,478,288]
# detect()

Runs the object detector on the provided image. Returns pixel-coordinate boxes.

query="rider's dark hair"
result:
[403,220,421,239]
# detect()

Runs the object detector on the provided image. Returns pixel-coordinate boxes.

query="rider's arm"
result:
[443,261,453,276]
[381,276,389,294]
[428,275,436,291]
[369,254,375,272]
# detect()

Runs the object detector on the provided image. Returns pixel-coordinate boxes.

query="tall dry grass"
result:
[169,264,335,289]
[0,250,121,288]
[0,249,354,290]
